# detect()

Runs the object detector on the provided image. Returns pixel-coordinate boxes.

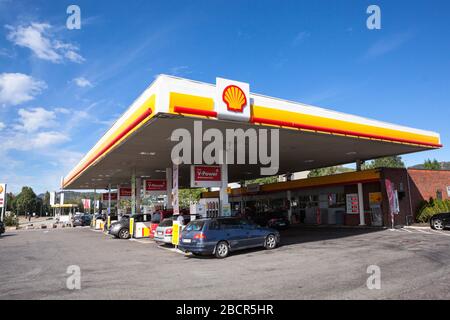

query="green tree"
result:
[178,188,207,208]
[6,192,15,212]
[307,166,353,178]
[14,186,38,216]
[42,191,51,216]
[362,156,405,169]
[423,159,441,170]
[245,176,278,185]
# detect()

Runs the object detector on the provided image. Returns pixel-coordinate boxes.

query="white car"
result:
[154,218,175,244]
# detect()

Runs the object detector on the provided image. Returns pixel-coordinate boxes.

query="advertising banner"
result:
[82,198,91,209]
[102,193,118,202]
[173,164,179,215]
[143,179,167,196]
[0,183,6,208]
[385,179,398,215]
[119,187,132,198]
[369,192,382,204]
[190,165,222,188]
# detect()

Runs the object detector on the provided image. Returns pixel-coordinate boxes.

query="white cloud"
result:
[0,73,46,107]
[6,22,85,63]
[1,130,69,151]
[65,50,85,63]
[0,122,5,130]
[292,31,310,46]
[364,33,413,59]
[32,131,70,148]
[15,107,56,132]
[169,66,192,76]
[73,77,92,88]
[54,107,71,114]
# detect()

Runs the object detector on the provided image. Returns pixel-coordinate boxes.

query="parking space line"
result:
[430,230,450,237]
[129,238,154,244]
[156,244,189,256]
[415,229,433,234]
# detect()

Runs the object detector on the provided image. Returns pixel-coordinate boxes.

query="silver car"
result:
[154,218,175,244]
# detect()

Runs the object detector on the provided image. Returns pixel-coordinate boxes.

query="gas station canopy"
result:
[63,75,441,190]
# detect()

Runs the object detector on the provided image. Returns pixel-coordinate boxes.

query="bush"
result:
[3,213,19,227]
[416,198,450,223]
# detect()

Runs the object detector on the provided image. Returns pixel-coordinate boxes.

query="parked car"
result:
[248,211,290,230]
[154,215,194,244]
[178,217,280,258]
[149,209,174,238]
[0,220,5,235]
[109,213,149,239]
[430,212,450,230]
[109,215,132,239]
[72,214,92,227]
[154,217,175,244]
[266,212,290,230]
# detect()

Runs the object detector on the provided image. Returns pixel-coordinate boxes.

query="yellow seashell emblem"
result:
[222,85,247,112]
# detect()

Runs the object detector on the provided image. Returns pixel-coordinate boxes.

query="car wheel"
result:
[215,241,230,259]
[118,228,130,239]
[432,219,444,231]
[264,234,277,250]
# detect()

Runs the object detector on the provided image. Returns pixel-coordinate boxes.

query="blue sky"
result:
[0,0,449,194]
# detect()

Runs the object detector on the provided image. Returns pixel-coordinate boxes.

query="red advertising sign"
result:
[102,193,118,201]
[82,199,91,209]
[144,179,167,191]
[194,166,221,181]
[119,187,132,197]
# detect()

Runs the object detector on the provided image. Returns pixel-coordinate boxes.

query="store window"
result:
[436,190,443,200]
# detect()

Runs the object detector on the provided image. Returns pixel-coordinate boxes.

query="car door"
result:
[219,219,245,250]
[443,213,450,227]
[246,222,267,247]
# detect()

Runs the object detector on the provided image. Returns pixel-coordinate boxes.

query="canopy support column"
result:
[219,163,229,216]
[166,168,173,209]
[358,182,366,226]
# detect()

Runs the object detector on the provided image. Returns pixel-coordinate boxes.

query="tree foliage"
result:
[362,156,405,170]
[307,166,353,178]
[13,186,38,216]
[423,159,441,170]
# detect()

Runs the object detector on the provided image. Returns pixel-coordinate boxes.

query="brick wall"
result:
[407,169,450,214]
[380,168,412,227]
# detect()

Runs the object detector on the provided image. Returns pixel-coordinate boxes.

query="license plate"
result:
[182,239,192,243]
[279,223,286,226]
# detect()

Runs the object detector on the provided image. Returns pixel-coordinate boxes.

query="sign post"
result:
[0,183,6,222]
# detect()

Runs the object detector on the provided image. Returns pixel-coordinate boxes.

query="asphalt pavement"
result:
[0,225,449,299]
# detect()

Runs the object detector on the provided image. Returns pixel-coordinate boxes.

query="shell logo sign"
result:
[0,185,3,193]
[222,85,247,113]
[216,78,250,122]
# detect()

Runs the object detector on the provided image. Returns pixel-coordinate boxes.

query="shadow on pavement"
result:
[279,224,385,247]
[183,225,386,259]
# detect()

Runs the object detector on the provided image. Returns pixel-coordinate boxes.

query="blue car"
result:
[178,218,280,258]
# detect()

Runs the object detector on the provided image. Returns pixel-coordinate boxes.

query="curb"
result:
[404,226,431,230]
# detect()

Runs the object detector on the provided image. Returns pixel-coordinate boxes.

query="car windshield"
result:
[158,219,173,227]
[185,221,205,232]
